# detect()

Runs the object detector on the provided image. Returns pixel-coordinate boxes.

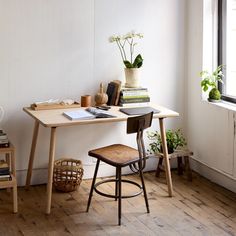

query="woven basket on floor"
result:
[53,158,84,192]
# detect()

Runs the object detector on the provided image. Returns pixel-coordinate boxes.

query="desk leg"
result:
[25,121,40,189]
[159,118,173,197]
[46,127,57,215]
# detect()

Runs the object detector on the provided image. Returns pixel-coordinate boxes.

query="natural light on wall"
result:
[226,0,236,97]
[202,0,218,100]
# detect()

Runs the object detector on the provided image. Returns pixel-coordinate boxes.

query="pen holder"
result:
[81,95,91,107]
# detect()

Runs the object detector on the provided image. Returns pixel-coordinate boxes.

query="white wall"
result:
[186,0,236,192]
[0,0,186,185]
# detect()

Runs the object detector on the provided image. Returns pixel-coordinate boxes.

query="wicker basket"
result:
[53,158,84,192]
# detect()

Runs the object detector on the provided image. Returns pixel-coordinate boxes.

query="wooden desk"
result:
[23,104,179,214]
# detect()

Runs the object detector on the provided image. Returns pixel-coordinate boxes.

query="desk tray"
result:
[31,103,81,110]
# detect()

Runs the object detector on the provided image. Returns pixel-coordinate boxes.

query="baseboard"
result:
[190,158,236,193]
[15,157,159,186]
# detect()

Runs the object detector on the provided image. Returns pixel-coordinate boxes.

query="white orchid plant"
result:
[109,31,144,69]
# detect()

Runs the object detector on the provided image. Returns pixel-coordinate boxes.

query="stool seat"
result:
[89,144,139,167]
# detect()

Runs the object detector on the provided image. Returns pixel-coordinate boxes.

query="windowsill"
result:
[203,99,236,112]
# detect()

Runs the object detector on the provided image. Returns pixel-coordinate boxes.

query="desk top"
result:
[23,104,179,128]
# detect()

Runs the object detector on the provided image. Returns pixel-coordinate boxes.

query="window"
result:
[218,0,236,103]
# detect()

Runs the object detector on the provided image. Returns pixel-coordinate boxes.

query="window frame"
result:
[218,0,236,104]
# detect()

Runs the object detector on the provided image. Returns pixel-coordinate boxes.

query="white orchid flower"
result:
[109,31,144,68]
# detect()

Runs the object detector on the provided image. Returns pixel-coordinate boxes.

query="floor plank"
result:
[0,171,235,236]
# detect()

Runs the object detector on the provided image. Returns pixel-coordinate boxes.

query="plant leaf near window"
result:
[200,65,225,100]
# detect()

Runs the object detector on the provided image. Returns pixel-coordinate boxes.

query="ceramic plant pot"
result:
[124,68,140,88]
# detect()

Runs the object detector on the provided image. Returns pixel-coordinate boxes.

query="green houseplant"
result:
[109,31,144,88]
[147,129,186,154]
[200,65,224,101]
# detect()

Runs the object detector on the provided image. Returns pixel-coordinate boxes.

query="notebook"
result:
[63,110,95,120]
[119,107,160,116]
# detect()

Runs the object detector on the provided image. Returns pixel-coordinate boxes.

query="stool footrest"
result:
[94,178,143,199]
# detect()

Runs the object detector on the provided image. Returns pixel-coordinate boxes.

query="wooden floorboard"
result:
[0,171,235,236]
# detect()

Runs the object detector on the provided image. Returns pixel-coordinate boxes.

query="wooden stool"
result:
[155,149,193,181]
[0,142,18,213]
[87,112,153,225]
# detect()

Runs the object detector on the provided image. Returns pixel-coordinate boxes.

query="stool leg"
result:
[87,159,100,212]
[156,158,163,177]
[184,156,192,181]
[177,156,183,175]
[115,168,118,201]
[139,164,150,213]
[117,167,122,226]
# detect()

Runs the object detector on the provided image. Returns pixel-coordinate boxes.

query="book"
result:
[0,139,9,144]
[0,134,7,140]
[119,102,150,107]
[113,80,122,105]
[106,82,121,106]
[63,108,116,120]
[110,82,119,105]
[63,110,95,120]
[0,143,9,148]
[121,90,149,97]
[106,82,116,105]
[0,174,11,179]
[121,87,148,91]
[0,168,10,175]
[120,97,150,104]
[120,97,150,102]
[121,95,149,99]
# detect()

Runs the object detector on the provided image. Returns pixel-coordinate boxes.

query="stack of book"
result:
[0,160,11,181]
[119,88,150,107]
[0,130,9,148]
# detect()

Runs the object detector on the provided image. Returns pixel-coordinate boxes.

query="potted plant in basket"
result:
[200,65,224,102]
[147,129,186,154]
[109,31,143,88]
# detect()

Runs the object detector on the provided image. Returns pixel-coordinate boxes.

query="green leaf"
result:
[201,80,205,87]
[123,60,133,68]
[132,54,143,68]
[203,85,208,92]
[200,70,208,77]
[200,64,225,92]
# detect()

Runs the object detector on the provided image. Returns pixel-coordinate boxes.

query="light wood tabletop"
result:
[23,104,179,127]
[23,104,179,214]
